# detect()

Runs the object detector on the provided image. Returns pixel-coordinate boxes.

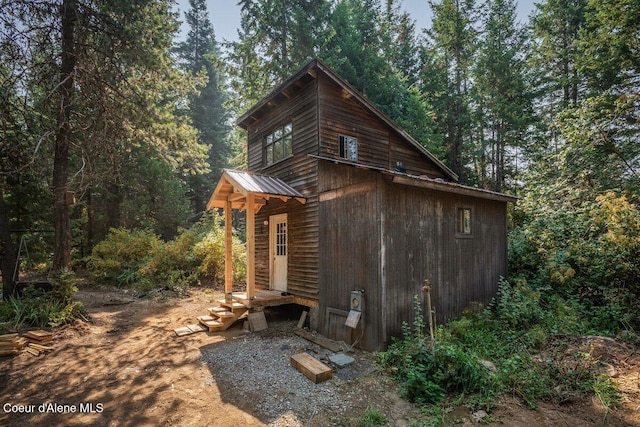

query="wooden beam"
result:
[290,353,333,383]
[228,192,245,201]
[319,181,377,202]
[246,192,255,299]
[224,200,233,295]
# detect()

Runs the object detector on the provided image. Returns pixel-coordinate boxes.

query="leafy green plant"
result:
[592,374,621,417]
[87,212,246,291]
[356,408,388,427]
[1,279,84,329]
[88,228,162,287]
[379,297,492,405]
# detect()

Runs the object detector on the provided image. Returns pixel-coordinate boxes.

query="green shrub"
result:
[379,297,492,405]
[1,277,84,329]
[378,286,623,412]
[87,212,246,290]
[509,191,640,334]
[356,408,387,427]
[592,374,621,416]
[88,228,162,286]
[192,213,246,284]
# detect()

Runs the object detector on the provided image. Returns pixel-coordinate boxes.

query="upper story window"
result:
[339,135,357,161]
[265,123,292,166]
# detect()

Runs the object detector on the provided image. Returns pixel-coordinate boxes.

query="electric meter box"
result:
[350,290,363,312]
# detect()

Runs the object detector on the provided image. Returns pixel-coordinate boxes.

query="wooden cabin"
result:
[207,58,516,351]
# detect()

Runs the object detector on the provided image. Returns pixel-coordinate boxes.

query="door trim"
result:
[269,213,288,292]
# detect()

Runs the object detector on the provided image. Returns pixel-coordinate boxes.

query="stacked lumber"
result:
[24,330,53,343]
[23,330,54,356]
[0,333,27,356]
[24,342,53,356]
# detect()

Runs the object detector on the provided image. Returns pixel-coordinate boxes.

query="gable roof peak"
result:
[237,58,458,182]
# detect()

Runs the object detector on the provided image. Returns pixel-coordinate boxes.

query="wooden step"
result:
[213,311,235,319]
[208,306,228,314]
[197,315,224,332]
[217,300,246,310]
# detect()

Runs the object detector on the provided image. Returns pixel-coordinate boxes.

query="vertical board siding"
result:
[316,75,445,178]
[381,181,507,346]
[316,161,507,351]
[318,162,382,350]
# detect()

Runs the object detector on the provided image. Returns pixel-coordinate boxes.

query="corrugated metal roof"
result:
[206,169,306,210]
[224,170,305,198]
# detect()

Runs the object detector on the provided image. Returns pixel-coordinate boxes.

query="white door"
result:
[270,214,288,292]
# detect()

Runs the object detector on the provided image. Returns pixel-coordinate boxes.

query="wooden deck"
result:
[232,290,295,308]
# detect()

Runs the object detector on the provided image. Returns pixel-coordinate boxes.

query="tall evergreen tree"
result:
[531,0,585,107]
[473,0,533,191]
[226,0,332,107]
[424,0,478,181]
[2,0,208,270]
[324,0,442,156]
[176,0,230,214]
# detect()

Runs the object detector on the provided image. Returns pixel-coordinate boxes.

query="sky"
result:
[174,0,540,44]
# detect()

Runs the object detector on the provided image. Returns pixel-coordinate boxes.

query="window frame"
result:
[339,134,358,162]
[456,206,473,238]
[264,122,293,166]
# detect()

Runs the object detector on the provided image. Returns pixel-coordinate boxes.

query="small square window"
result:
[339,135,357,161]
[457,207,472,235]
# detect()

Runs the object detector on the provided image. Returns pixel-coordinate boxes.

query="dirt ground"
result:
[0,286,639,426]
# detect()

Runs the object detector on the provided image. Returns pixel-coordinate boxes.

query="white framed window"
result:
[265,123,292,166]
[456,207,472,236]
[339,135,357,161]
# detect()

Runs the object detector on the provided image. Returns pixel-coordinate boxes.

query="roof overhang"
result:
[207,169,306,212]
[387,174,518,203]
[313,155,517,203]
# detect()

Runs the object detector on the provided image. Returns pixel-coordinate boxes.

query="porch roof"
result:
[206,169,306,211]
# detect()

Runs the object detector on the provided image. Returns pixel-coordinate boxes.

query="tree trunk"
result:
[52,0,77,271]
[0,184,16,297]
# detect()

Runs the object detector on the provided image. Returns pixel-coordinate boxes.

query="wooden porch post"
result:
[246,192,255,299]
[224,200,233,296]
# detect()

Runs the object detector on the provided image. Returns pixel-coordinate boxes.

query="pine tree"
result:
[2,0,209,267]
[176,0,230,214]
[473,0,533,191]
[424,0,478,181]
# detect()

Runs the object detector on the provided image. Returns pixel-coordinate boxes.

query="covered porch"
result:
[206,169,306,308]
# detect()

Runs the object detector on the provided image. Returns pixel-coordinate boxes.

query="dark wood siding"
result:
[380,180,507,348]
[246,79,320,300]
[388,133,445,178]
[317,163,382,350]
[247,80,318,171]
[316,161,507,351]
[317,73,445,178]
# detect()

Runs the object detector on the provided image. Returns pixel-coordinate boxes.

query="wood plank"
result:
[24,330,53,341]
[187,323,208,333]
[290,353,333,384]
[294,329,343,353]
[28,343,53,351]
[225,200,233,294]
[297,311,308,329]
[0,333,19,341]
[25,347,40,356]
[247,192,255,299]
[174,326,192,337]
[248,312,268,332]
